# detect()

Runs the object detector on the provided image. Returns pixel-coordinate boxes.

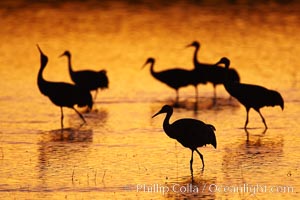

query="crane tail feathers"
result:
[269,90,284,110]
[207,124,216,131]
[211,134,217,149]
[206,124,217,149]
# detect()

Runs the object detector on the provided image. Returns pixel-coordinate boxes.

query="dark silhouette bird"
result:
[215,57,284,129]
[142,58,193,104]
[152,105,217,175]
[37,45,93,129]
[186,41,240,100]
[60,50,109,100]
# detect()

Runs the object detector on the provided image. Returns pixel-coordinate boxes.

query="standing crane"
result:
[60,50,109,100]
[186,41,240,100]
[152,105,217,175]
[142,58,193,104]
[215,57,284,129]
[37,45,93,129]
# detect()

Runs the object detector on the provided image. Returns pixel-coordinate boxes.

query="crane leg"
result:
[244,108,250,129]
[60,107,64,129]
[212,85,217,105]
[195,149,205,170]
[213,85,216,100]
[190,150,194,175]
[257,110,268,129]
[195,86,198,103]
[73,107,86,124]
[94,89,98,100]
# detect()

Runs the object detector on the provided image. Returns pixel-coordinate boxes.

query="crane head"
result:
[59,50,71,58]
[152,105,173,118]
[141,57,155,69]
[37,44,48,66]
[185,41,200,48]
[215,57,230,68]
[37,44,44,55]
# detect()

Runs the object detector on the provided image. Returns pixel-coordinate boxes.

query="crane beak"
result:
[37,44,42,53]
[141,60,149,70]
[59,52,65,58]
[152,112,160,118]
[36,44,46,57]
[152,110,163,118]
[185,43,192,48]
[214,60,221,66]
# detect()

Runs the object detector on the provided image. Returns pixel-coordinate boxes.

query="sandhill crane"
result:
[37,45,92,129]
[152,105,217,175]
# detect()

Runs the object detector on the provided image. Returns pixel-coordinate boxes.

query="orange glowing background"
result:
[0,0,299,199]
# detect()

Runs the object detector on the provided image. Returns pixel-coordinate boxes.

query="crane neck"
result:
[37,59,49,95]
[223,62,234,91]
[193,45,200,68]
[66,54,75,75]
[38,64,45,84]
[149,60,157,77]
[162,110,177,139]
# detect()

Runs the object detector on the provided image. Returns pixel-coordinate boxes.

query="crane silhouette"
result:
[152,105,217,175]
[59,50,109,100]
[37,45,93,129]
[215,57,284,129]
[186,41,240,100]
[142,58,193,104]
